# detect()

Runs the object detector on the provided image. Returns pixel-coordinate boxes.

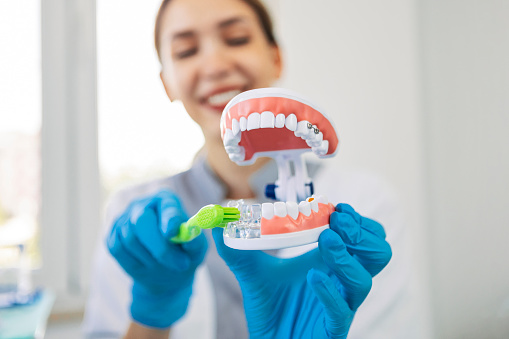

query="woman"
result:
[83,0,415,338]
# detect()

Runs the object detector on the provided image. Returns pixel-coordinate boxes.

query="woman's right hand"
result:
[107,190,208,329]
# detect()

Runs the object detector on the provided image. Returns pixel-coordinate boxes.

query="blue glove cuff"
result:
[130,283,193,329]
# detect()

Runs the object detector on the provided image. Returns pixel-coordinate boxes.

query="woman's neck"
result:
[205,137,270,200]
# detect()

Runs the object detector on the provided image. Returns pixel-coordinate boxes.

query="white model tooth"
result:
[306,131,323,147]
[225,145,242,154]
[223,128,241,146]
[223,129,234,146]
[298,201,312,217]
[285,114,297,131]
[262,203,274,220]
[275,114,286,128]
[295,121,311,138]
[240,116,247,131]
[260,111,275,128]
[286,201,299,220]
[314,195,328,204]
[229,153,242,162]
[309,199,319,212]
[247,112,261,131]
[228,146,245,162]
[232,119,240,136]
[306,125,319,140]
[312,131,324,147]
[312,140,329,156]
[306,127,316,141]
[274,201,287,217]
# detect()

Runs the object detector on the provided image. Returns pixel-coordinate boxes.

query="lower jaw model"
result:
[220,88,339,250]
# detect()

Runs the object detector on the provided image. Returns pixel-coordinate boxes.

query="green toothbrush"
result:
[170,204,240,243]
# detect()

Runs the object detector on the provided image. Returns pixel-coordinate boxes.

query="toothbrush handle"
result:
[170,222,202,243]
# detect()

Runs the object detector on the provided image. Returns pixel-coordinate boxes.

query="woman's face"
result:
[158,0,282,141]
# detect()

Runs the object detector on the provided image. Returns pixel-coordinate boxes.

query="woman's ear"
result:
[160,71,174,102]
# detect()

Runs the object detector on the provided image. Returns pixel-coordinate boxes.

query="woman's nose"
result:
[199,44,233,80]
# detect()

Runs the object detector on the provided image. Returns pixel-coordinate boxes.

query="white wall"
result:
[419,1,509,338]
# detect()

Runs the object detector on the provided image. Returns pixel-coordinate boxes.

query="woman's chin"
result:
[203,129,225,146]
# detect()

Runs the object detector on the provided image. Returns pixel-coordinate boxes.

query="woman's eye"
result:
[175,48,197,59]
[227,36,250,46]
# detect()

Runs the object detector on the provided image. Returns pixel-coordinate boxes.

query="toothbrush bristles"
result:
[222,206,240,223]
[223,207,240,214]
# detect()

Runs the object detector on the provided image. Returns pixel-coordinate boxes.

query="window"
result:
[0,0,41,285]
[0,0,206,314]
[97,0,204,195]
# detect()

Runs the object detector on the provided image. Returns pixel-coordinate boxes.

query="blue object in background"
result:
[0,286,42,309]
[0,289,54,339]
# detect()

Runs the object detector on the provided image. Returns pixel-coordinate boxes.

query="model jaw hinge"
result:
[264,153,313,203]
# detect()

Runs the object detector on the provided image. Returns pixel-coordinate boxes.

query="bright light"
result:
[97,0,204,181]
[0,0,41,134]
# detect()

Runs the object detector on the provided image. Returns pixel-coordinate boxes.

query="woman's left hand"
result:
[212,203,392,339]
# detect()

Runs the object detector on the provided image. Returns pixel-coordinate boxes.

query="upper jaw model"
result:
[220,88,339,250]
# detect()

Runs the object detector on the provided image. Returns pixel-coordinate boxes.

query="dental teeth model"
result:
[220,88,339,250]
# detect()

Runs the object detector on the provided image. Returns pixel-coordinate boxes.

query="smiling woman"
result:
[83,0,429,339]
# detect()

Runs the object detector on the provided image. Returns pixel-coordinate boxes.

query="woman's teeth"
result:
[207,90,242,106]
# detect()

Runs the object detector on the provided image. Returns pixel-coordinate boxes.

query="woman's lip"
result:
[203,102,228,112]
[198,98,229,114]
[199,86,250,106]
[199,86,252,114]
[202,86,245,99]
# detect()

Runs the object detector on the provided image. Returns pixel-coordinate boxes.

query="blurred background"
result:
[0,0,508,338]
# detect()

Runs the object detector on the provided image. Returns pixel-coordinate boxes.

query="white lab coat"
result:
[82,158,432,338]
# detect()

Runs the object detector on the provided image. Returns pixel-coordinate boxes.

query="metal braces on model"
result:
[220,88,339,250]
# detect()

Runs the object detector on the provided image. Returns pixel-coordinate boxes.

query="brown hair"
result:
[154,0,278,61]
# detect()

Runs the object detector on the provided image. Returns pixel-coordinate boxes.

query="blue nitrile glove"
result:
[212,203,392,338]
[107,190,208,328]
